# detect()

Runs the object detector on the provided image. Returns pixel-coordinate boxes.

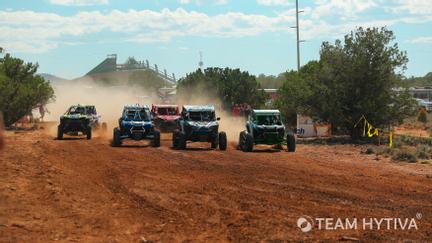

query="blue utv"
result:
[112,105,160,147]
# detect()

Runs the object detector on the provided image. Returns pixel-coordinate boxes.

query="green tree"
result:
[0,53,55,127]
[177,68,267,109]
[277,27,416,135]
[256,73,285,89]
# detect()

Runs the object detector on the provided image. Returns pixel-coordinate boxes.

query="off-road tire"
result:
[286,132,296,152]
[113,127,122,147]
[218,132,227,151]
[211,133,218,149]
[57,125,63,140]
[86,126,92,140]
[243,132,254,152]
[237,131,245,150]
[153,130,161,147]
[178,132,187,150]
[172,130,180,148]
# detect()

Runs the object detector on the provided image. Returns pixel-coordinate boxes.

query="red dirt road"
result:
[0,130,431,242]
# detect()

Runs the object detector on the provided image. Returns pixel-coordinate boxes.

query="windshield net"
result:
[188,111,215,122]
[68,106,86,115]
[124,108,150,121]
[256,115,282,125]
[158,107,177,115]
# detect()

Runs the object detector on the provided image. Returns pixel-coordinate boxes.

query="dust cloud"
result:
[45,78,246,143]
[45,77,160,136]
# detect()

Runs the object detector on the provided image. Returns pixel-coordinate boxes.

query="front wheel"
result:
[218,132,227,151]
[86,126,92,140]
[178,132,187,150]
[172,130,180,148]
[113,127,122,147]
[153,130,161,147]
[239,131,253,152]
[286,132,296,152]
[57,125,63,140]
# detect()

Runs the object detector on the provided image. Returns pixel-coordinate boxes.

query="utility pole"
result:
[292,0,304,72]
[296,0,300,71]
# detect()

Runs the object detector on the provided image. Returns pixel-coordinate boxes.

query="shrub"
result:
[417,108,428,123]
[365,147,375,154]
[378,147,393,155]
[392,150,417,163]
[392,138,403,148]
[416,145,431,160]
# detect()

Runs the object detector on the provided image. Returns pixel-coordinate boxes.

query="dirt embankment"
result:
[0,130,431,242]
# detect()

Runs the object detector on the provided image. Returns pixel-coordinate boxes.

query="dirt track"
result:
[1,130,431,242]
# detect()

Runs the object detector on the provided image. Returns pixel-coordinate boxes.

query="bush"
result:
[391,138,403,148]
[365,147,375,154]
[377,147,393,156]
[417,108,428,123]
[392,150,417,163]
[416,145,431,160]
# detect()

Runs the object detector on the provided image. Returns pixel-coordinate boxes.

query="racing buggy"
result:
[172,105,227,150]
[112,105,160,147]
[151,104,180,133]
[238,109,295,152]
[57,104,107,140]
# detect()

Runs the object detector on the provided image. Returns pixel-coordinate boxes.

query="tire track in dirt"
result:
[1,130,432,242]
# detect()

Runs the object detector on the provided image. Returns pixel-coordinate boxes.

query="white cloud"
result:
[256,0,291,6]
[311,0,377,19]
[2,0,432,54]
[0,8,295,53]
[391,0,432,15]
[410,36,432,44]
[179,0,227,5]
[49,0,108,6]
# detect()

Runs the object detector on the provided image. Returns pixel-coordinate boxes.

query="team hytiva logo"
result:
[297,214,422,233]
[297,216,314,233]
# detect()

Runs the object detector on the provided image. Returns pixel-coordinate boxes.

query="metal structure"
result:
[291,0,305,72]
[198,51,203,69]
[87,54,176,85]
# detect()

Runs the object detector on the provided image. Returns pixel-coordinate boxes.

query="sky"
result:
[0,0,431,79]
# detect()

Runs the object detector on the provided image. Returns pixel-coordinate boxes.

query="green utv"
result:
[57,105,107,140]
[238,109,296,152]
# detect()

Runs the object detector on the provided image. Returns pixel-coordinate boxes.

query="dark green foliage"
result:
[0,53,55,127]
[277,27,416,134]
[256,73,285,89]
[177,68,267,110]
[417,109,428,123]
[415,145,431,159]
[403,72,432,87]
[398,135,432,146]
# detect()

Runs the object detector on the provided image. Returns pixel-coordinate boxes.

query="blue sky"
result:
[0,0,431,79]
